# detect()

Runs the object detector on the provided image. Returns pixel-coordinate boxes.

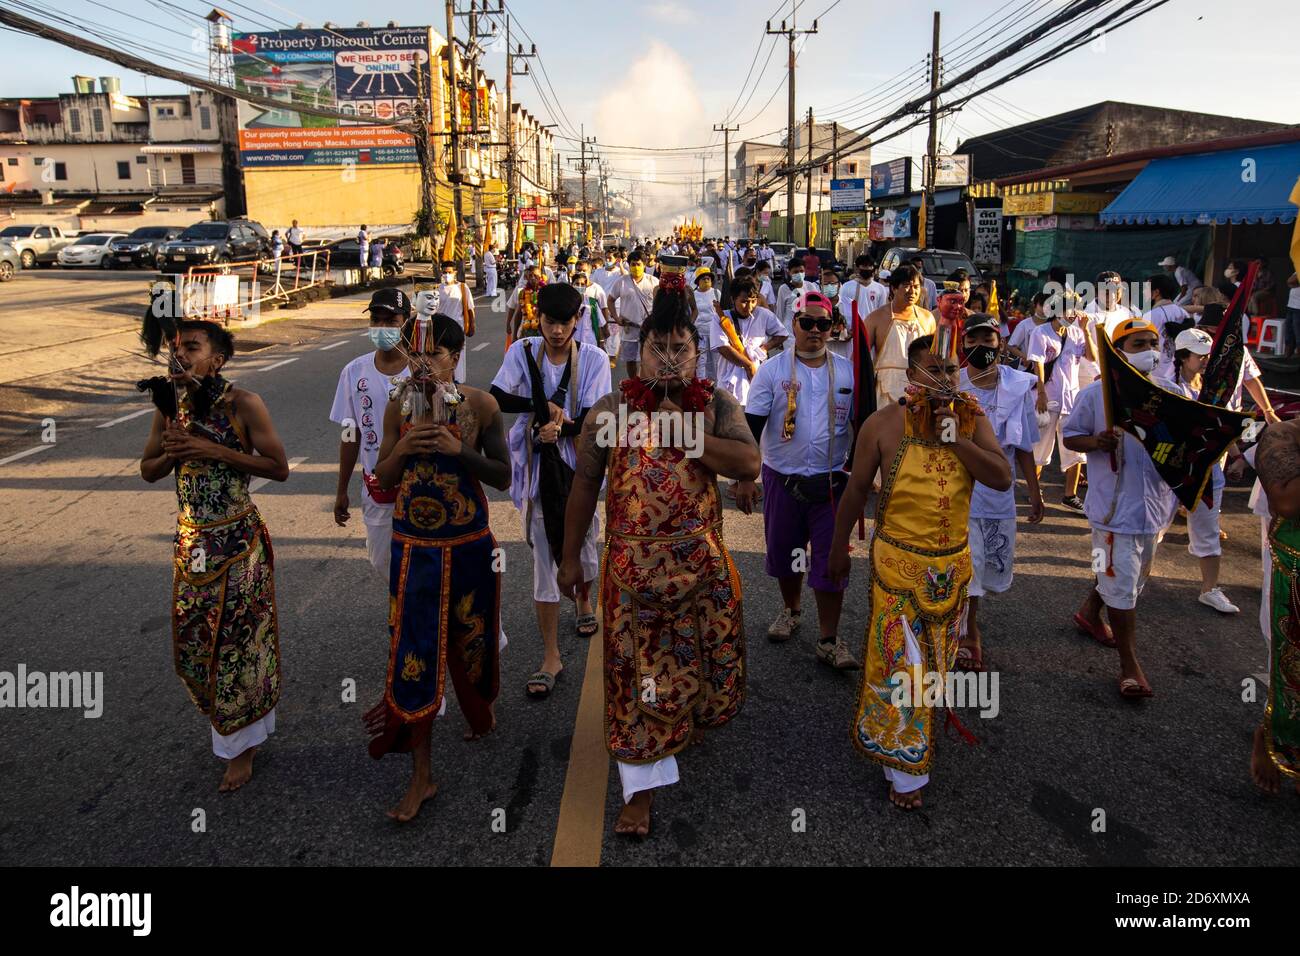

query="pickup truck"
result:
[0,224,75,268]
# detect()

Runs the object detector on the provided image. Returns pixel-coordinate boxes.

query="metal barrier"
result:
[175,248,332,322]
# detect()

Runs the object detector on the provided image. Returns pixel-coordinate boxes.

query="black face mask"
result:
[966,344,999,370]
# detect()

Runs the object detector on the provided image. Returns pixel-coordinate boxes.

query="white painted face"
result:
[414,290,438,317]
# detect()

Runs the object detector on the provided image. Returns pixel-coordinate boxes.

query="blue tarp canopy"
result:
[1099,141,1300,226]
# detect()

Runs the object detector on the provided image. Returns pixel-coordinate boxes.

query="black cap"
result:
[364,287,411,316]
[962,311,1000,338]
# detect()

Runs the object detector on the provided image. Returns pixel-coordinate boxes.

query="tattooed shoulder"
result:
[578,392,617,480]
[1257,418,1300,485]
[709,388,756,445]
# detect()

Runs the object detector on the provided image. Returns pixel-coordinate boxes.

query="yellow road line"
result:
[549,626,608,867]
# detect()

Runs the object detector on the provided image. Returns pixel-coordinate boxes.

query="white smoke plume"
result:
[594,41,715,236]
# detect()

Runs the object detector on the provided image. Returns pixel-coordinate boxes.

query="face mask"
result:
[824,283,839,296]
[966,344,999,370]
[790,274,803,285]
[1224,269,1238,281]
[1127,349,1160,373]
[630,265,645,279]
[442,273,455,284]
[369,327,402,351]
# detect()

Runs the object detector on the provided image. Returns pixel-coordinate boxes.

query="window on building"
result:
[757,163,767,174]
[0,165,5,183]
[69,110,81,133]
[93,110,104,133]
[54,162,67,180]
[846,162,858,174]
[821,164,830,174]
[199,106,211,130]
[6,158,16,166]
[117,161,130,180]
[136,155,147,164]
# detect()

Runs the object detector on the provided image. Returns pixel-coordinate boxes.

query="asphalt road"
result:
[0,288,1296,867]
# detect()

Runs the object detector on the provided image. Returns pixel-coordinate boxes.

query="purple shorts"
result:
[761,463,846,592]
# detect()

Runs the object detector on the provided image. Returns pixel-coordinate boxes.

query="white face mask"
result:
[442,272,456,284]
[1127,348,1160,373]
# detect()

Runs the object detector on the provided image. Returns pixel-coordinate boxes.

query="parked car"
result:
[322,237,404,276]
[56,232,128,269]
[769,241,798,280]
[879,246,982,286]
[0,224,75,268]
[108,226,183,270]
[159,219,274,273]
[0,241,20,281]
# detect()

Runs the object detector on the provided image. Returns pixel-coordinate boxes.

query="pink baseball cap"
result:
[795,290,834,318]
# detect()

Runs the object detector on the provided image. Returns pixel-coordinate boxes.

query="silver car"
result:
[56,233,128,269]
[0,240,19,281]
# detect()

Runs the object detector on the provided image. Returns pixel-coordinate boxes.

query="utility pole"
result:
[924,10,941,250]
[701,153,707,214]
[568,126,596,245]
[462,1,488,289]
[444,0,465,275]
[412,55,438,262]
[767,2,817,244]
[713,122,738,236]
[553,151,561,248]
[831,121,838,180]
[804,107,814,247]
[507,35,537,259]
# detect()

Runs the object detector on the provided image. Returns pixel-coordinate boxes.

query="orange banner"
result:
[237,127,415,151]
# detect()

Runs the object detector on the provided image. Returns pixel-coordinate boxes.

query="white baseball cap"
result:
[1174,327,1213,355]
[1159,256,1177,267]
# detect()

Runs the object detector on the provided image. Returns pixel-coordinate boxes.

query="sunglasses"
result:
[797,316,833,332]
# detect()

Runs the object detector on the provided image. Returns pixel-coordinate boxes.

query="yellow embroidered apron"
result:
[853,408,973,777]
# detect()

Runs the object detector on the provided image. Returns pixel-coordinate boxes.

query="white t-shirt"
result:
[1007,317,1043,357]
[434,280,474,324]
[960,366,1040,519]
[775,279,821,328]
[1061,380,1177,535]
[1085,302,1135,340]
[711,306,786,404]
[574,287,608,349]
[483,250,496,269]
[1289,285,1300,310]
[1143,302,1191,380]
[609,274,658,330]
[1026,321,1087,412]
[837,277,888,325]
[329,352,411,525]
[746,350,853,477]
[286,226,303,245]
[1173,266,1202,306]
[490,338,612,512]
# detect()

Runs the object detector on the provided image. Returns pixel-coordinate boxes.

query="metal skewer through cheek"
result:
[645,340,693,388]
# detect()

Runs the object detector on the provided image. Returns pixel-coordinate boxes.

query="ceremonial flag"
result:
[988,279,1000,320]
[1290,175,1300,278]
[809,211,818,246]
[440,215,457,266]
[849,300,877,430]
[1096,327,1253,511]
[1199,260,1258,408]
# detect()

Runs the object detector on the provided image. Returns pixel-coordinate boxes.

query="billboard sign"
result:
[519,206,538,223]
[869,207,912,240]
[233,26,434,168]
[870,158,911,198]
[972,207,1002,264]
[924,154,972,187]
[830,211,868,230]
[829,178,866,211]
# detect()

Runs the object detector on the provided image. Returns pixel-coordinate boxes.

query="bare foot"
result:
[888,784,923,811]
[614,790,653,837]
[387,777,439,822]
[464,703,497,741]
[218,747,256,793]
[1251,723,1281,794]
[691,727,706,746]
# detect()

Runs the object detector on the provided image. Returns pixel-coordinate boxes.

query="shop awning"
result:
[139,144,222,154]
[1099,142,1300,226]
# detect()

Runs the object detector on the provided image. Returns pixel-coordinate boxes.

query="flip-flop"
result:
[575,613,598,638]
[1118,676,1154,699]
[526,669,561,698]
[1073,612,1117,648]
[955,644,985,673]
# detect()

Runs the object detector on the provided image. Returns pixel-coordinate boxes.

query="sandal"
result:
[1073,612,1117,648]
[575,613,598,638]
[955,644,985,672]
[526,669,561,698]
[1118,676,1154,699]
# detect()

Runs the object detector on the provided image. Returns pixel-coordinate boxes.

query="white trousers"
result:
[212,707,275,759]
[617,756,680,803]
[366,520,392,580]
[883,766,929,794]
[528,500,601,603]
[485,266,498,297]
[1034,409,1085,470]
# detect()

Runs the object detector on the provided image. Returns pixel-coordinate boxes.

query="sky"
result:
[2,0,1297,221]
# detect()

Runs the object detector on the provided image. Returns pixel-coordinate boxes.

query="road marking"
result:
[0,444,54,467]
[98,407,154,428]
[250,455,308,492]
[549,620,609,868]
[319,340,348,351]
[472,342,491,352]
[258,358,299,373]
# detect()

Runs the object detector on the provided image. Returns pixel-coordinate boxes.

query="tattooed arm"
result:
[696,388,760,481]
[444,389,510,491]
[1257,418,1300,518]
[558,394,613,598]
